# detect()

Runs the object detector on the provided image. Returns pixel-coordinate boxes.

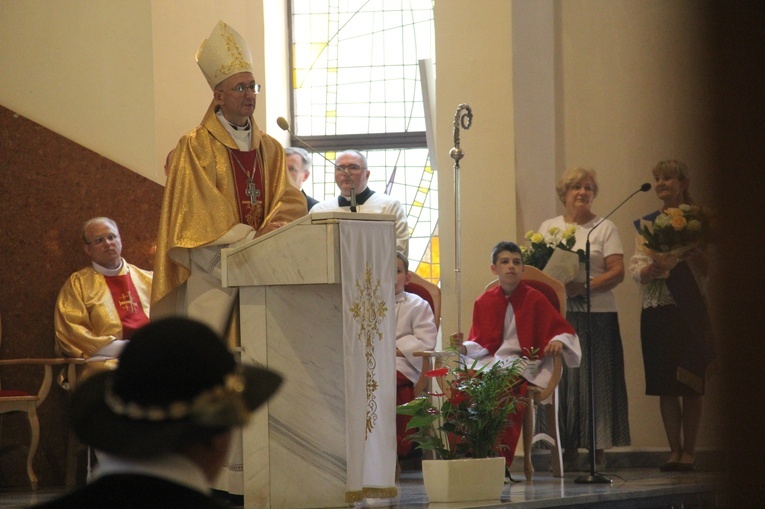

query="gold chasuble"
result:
[151,101,306,338]
[54,262,152,382]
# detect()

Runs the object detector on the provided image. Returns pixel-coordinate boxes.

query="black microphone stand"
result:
[575,230,612,484]
[575,183,650,484]
[347,178,357,213]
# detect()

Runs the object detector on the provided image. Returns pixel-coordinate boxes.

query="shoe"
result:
[674,462,696,472]
[504,467,520,483]
[660,462,679,472]
[562,449,579,463]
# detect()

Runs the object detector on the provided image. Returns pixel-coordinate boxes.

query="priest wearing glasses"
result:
[311,149,409,256]
[152,21,305,342]
[54,217,152,385]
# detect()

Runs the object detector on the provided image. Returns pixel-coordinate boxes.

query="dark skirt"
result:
[641,304,704,396]
[559,311,631,450]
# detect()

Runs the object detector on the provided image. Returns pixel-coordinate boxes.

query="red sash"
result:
[228,149,264,229]
[104,272,150,339]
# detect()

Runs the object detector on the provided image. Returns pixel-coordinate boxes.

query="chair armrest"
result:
[0,358,86,366]
[534,355,563,402]
[0,358,86,404]
[412,350,459,396]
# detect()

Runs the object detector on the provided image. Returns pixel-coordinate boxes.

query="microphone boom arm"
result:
[276,116,357,212]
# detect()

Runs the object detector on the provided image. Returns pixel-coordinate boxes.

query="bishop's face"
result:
[214,72,258,127]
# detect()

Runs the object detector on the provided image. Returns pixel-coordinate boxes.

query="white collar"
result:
[216,110,252,151]
[92,259,125,276]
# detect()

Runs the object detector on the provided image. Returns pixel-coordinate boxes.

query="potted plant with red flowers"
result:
[397,354,529,503]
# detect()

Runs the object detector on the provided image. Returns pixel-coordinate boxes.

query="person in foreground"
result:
[54,217,152,385]
[152,20,305,339]
[310,150,409,256]
[629,160,715,472]
[393,253,438,458]
[32,317,282,509]
[450,241,581,469]
[538,167,631,466]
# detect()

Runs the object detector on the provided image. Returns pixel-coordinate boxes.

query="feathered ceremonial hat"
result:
[196,20,254,89]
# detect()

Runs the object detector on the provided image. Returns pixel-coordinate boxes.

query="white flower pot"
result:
[421,457,506,503]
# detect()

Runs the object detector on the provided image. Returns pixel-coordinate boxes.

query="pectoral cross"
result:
[245,178,260,206]
[119,292,139,314]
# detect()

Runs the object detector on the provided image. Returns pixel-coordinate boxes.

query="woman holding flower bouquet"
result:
[629,160,714,472]
[539,167,631,467]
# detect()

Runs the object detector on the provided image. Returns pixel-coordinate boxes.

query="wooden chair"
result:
[416,266,567,480]
[404,272,441,331]
[0,313,84,489]
[485,266,567,480]
[395,273,441,476]
[403,273,442,398]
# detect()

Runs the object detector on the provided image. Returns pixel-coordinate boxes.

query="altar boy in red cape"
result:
[450,241,581,468]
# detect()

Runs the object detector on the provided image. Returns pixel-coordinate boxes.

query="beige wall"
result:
[0,0,284,184]
[557,0,721,450]
[0,1,156,179]
[435,0,517,338]
[0,0,722,453]
[434,0,722,452]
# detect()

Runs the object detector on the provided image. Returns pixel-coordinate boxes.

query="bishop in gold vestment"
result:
[150,21,306,343]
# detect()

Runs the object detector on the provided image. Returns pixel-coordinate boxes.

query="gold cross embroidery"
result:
[348,264,388,437]
[119,292,139,314]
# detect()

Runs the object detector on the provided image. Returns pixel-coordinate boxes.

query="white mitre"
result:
[196,20,253,89]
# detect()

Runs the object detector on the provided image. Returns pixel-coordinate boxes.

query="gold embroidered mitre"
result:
[196,20,253,89]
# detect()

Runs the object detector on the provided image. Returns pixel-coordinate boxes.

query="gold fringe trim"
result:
[677,367,703,394]
[345,490,364,503]
[345,486,398,503]
[363,487,398,499]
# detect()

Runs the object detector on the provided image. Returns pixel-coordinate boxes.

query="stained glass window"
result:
[289,0,438,282]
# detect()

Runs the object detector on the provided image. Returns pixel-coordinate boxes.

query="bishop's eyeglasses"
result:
[230,83,261,95]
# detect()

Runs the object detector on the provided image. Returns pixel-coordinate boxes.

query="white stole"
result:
[340,220,397,501]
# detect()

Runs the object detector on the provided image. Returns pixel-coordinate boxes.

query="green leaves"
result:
[522,227,585,269]
[397,356,531,460]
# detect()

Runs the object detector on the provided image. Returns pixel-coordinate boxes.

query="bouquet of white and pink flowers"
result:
[638,204,712,298]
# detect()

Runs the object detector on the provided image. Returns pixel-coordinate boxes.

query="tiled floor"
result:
[0,465,725,509]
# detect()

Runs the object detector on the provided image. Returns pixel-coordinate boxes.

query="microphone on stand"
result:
[577,181,652,485]
[276,117,357,212]
[589,182,652,238]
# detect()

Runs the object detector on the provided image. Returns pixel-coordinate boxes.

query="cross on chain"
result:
[119,292,139,314]
[245,178,260,206]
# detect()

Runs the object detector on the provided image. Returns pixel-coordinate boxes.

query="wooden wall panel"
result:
[0,104,164,488]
